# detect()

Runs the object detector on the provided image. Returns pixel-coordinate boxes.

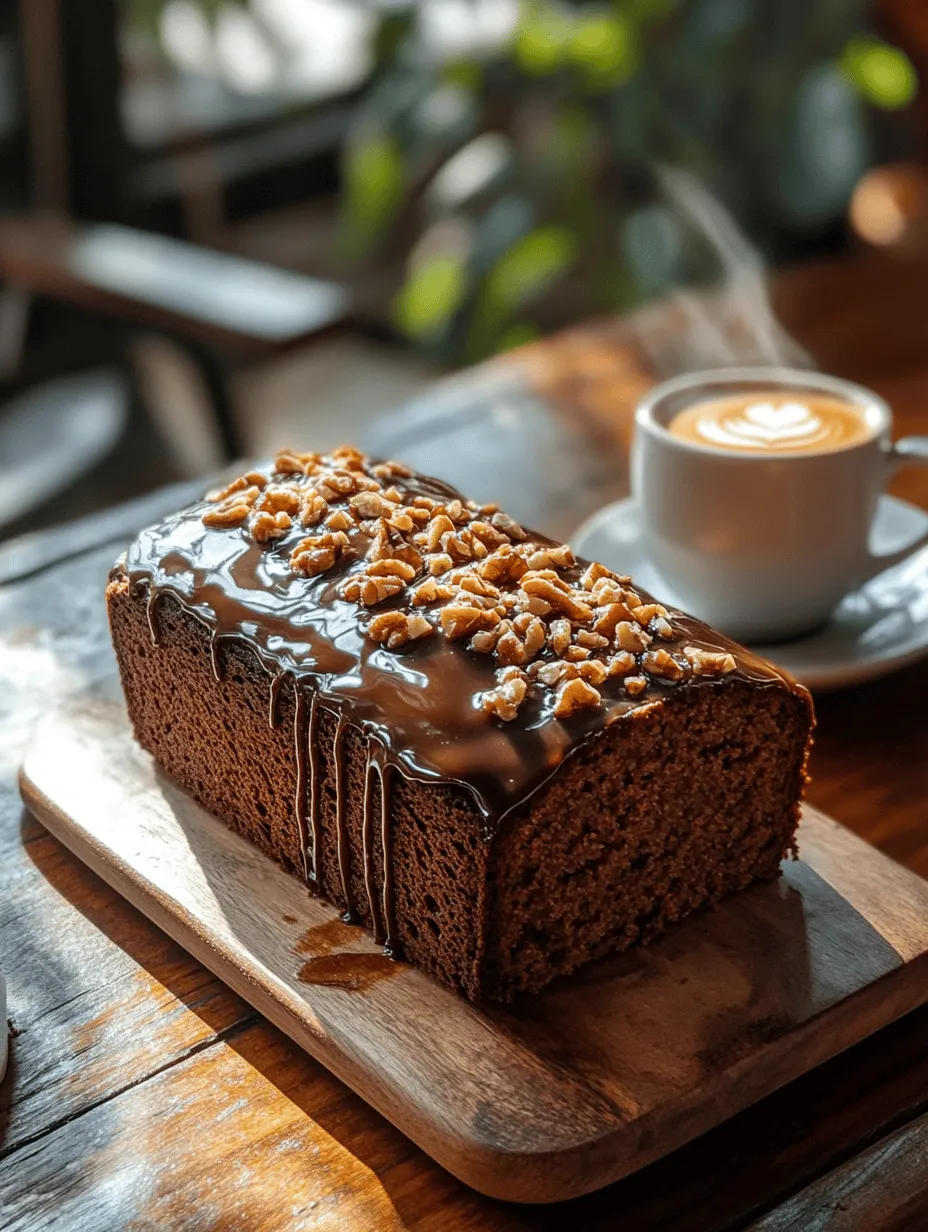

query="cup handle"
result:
[861,436,928,582]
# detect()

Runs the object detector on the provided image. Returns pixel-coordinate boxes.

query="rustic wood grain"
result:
[18,696,928,1204]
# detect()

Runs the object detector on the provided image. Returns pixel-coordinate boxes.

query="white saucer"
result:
[571,495,928,692]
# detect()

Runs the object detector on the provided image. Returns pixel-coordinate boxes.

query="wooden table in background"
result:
[2,253,928,1231]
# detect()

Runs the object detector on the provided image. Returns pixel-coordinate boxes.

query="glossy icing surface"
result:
[123,457,799,832]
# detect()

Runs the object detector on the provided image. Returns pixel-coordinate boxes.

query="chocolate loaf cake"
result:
[107,446,813,1001]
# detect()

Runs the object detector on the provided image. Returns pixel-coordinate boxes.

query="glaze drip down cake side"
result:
[107,446,814,1001]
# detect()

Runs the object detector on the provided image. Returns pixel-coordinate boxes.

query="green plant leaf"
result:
[339,132,405,259]
[393,255,468,342]
[841,36,917,111]
[513,2,573,77]
[486,225,578,312]
[568,11,638,91]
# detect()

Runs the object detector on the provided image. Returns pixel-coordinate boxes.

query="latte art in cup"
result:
[668,393,874,454]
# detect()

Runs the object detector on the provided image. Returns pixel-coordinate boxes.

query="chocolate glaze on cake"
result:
[109,447,813,997]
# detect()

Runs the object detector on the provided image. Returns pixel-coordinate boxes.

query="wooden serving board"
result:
[20,699,928,1204]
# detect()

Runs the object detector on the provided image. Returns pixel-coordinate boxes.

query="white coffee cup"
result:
[632,367,928,642]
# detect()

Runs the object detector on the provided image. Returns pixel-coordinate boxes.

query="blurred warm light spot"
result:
[159,1,214,75]
[215,4,278,95]
[850,164,928,247]
[431,133,510,208]
[841,35,917,110]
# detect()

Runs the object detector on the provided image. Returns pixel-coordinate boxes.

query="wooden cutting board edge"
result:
[18,707,928,1205]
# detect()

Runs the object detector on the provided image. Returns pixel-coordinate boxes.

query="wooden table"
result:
[3,253,928,1230]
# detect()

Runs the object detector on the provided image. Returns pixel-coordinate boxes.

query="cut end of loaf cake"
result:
[107,445,814,1001]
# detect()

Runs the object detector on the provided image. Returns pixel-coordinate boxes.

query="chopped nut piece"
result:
[548,618,572,656]
[481,674,528,722]
[615,621,652,653]
[428,552,454,576]
[208,474,263,502]
[371,460,413,480]
[383,485,404,503]
[258,486,301,516]
[202,500,251,528]
[300,490,329,527]
[367,558,417,582]
[411,577,453,605]
[642,649,686,681]
[593,602,635,637]
[291,531,349,577]
[469,521,509,550]
[496,616,545,666]
[426,514,455,552]
[554,676,602,718]
[580,561,620,590]
[325,508,355,531]
[521,576,592,621]
[683,646,738,676]
[330,444,365,468]
[564,644,590,662]
[458,574,500,600]
[632,603,668,624]
[274,450,308,474]
[388,510,415,533]
[478,546,527,585]
[533,660,578,686]
[577,628,609,649]
[445,498,468,523]
[590,578,628,607]
[368,611,409,648]
[624,675,649,697]
[440,604,500,640]
[652,617,675,641]
[526,544,576,571]
[369,611,434,648]
[606,651,637,677]
[470,625,503,653]
[491,511,527,541]
[577,659,608,685]
[252,510,292,543]
[350,491,397,519]
[341,573,406,605]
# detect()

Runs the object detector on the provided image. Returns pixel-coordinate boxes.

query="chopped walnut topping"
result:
[576,628,609,650]
[615,621,652,653]
[520,575,592,621]
[481,674,528,722]
[252,510,292,543]
[683,646,738,676]
[208,474,264,502]
[526,544,575,571]
[554,676,601,718]
[197,447,709,706]
[202,500,251,528]
[606,651,637,677]
[341,573,406,605]
[641,649,686,681]
[577,659,608,685]
[290,531,349,577]
[367,558,417,582]
[300,490,329,527]
[491,511,526,541]
[257,485,300,516]
[325,508,354,531]
[369,610,434,648]
[440,604,500,640]
[495,616,545,666]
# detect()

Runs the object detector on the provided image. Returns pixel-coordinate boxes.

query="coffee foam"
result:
[668,392,873,454]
